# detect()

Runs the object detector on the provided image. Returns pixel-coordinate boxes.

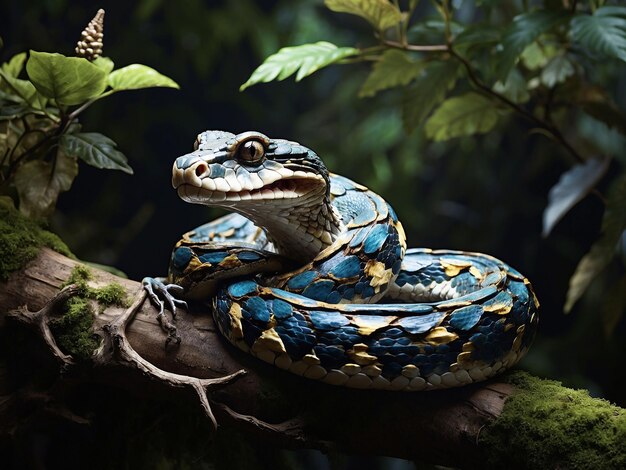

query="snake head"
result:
[171,130,329,207]
[172,130,344,261]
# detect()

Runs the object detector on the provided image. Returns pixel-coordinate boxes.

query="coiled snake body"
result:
[144,130,538,391]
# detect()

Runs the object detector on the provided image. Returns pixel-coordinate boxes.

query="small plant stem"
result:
[6,128,48,164]
[67,90,115,122]
[359,45,388,55]
[383,39,448,52]
[447,48,584,163]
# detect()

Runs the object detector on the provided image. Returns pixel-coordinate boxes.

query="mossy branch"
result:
[1,243,625,468]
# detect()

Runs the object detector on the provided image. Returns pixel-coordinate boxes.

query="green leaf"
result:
[0,104,30,120]
[26,51,107,105]
[108,64,179,91]
[454,25,501,49]
[496,11,567,80]
[359,50,424,98]
[565,173,626,312]
[493,68,530,104]
[325,0,404,31]
[14,148,78,218]
[409,20,463,44]
[581,100,626,135]
[93,57,115,74]
[0,69,46,109]
[401,60,460,133]
[520,42,550,70]
[1,52,27,77]
[425,92,502,141]
[542,157,610,237]
[240,42,359,91]
[61,132,133,174]
[571,6,626,63]
[0,70,35,100]
[540,54,575,87]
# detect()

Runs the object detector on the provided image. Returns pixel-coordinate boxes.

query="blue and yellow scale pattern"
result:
[168,173,539,391]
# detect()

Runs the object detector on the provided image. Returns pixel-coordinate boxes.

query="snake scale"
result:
[144,130,539,391]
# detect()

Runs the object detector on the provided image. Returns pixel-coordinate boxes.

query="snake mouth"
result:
[176,175,325,205]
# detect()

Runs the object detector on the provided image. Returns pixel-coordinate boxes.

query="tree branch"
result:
[1,248,624,468]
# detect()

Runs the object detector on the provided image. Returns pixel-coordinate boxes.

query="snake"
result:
[143,130,539,391]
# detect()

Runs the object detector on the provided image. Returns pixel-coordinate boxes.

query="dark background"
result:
[1,0,625,467]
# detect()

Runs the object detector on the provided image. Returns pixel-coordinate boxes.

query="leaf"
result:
[565,173,626,312]
[401,60,460,133]
[108,64,179,91]
[520,42,551,70]
[0,69,47,109]
[0,70,35,100]
[409,20,464,44]
[240,42,359,91]
[540,54,575,87]
[324,0,404,31]
[0,104,30,120]
[542,157,610,237]
[1,52,27,77]
[493,68,530,104]
[581,101,626,135]
[496,11,567,80]
[60,132,133,174]
[93,57,115,74]
[576,84,626,135]
[571,6,626,63]
[26,51,107,105]
[359,50,424,98]
[14,149,78,218]
[455,25,501,47]
[424,92,501,141]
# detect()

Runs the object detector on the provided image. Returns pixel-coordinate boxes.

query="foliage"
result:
[0,11,179,219]
[242,0,626,326]
[240,42,358,90]
[0,195,72,280]
[542,157,610,237]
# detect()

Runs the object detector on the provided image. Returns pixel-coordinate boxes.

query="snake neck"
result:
[234,188,344,263]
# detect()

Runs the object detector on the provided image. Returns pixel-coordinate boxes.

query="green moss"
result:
[52,297,99,361]
[61,263,92,293]
[0,196,73,280]
[480,371,626,469]
[93,282,128,307]
[65,264,93,284]
[62,265,129,308]
[53,266,131,360]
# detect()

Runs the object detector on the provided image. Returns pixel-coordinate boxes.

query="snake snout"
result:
[172,156,206,189]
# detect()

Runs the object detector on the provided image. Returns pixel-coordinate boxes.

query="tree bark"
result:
[1,248,624,469]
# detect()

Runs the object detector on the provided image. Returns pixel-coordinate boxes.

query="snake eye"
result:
[237,140,265,164]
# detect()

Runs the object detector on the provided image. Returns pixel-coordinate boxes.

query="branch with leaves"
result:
[240,0,626,321]
[0,9,179,219]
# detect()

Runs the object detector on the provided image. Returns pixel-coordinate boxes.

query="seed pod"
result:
[75,9,105,61]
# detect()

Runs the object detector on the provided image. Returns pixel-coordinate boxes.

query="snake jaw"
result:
[174,167,326,206]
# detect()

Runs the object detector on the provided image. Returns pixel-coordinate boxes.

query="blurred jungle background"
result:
[1,0,625,468]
